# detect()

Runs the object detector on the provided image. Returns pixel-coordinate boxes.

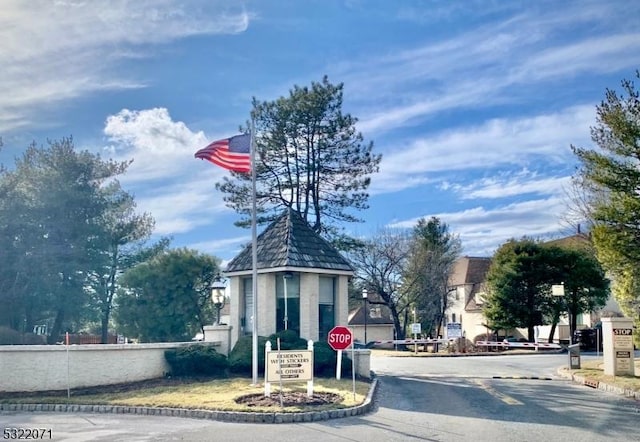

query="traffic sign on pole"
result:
[328,326,353,351]
[328,326,353,380]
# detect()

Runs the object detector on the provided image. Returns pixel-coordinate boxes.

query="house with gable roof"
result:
[446,256,494,342]
[223,209,354,348]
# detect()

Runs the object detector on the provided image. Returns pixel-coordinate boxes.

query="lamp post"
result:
[283,272,293,331]
[211,276,226,326]
[362,288,368,345]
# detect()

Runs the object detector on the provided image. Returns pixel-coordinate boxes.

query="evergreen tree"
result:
[115,248,221,342]
[572,72,640,343]
[216,76,381,249]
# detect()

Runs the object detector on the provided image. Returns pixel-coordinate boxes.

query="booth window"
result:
[242,277,253,335]
[319,276,336,340]
[276,272,300,335]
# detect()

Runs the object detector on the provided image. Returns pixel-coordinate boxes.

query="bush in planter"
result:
[164,344,228,377]
[227,335,269,375]
[314,340,352,377]
[267,329,307,350]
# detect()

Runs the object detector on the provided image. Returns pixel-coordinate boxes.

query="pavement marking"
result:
[473,379,524,405]
[492,375,554,380]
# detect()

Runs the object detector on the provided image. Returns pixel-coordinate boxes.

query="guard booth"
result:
[223,209,354,348]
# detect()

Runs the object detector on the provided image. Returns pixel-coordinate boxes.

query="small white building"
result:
[223,209,354,348]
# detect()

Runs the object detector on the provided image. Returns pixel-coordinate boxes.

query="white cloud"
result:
[390,197,569,256]
[340,3,640,136]
[189,236,251,257]
[103,107,233,236]
[371,105,594,195]
[0,0,250,132]
[447,171,571,200]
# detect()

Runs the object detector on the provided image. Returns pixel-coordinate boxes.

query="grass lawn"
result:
[0,377,371,413]
[565,359,640,393]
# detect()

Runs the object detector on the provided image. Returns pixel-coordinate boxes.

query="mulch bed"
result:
[235,391,342,407]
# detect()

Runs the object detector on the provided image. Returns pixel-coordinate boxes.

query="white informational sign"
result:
[447,322,462,338]
[613,328,634,349]
[266,350,313,383]
[411,323,422,335]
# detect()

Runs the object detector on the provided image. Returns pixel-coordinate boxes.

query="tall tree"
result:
[572,72,640,342]
[484,239,552,341]
[542,246,609,342]
[402,217,461,337]
[348,229,411,340]
[0,137,155,343]
[86,184,163,343]
[485,238,609,342]
[216,76,381,248]
[0,138,132,341]
[115,249,221,342]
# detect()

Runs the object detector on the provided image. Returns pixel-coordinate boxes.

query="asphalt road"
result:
[2,353,639,442]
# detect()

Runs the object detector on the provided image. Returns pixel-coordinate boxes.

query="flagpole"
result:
[250,117,259,385]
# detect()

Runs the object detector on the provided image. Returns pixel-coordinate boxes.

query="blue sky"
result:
[2,0,639,264]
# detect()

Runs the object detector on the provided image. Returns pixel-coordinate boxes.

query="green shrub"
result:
[227,331,351,378]
[314,340,352,377]
[227,335,269,375]
[164,344,228,377]
[267,329,307,350]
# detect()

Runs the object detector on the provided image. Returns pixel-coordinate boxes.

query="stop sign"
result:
[328,326,353,351]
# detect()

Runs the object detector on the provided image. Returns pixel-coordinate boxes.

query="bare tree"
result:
[348,229,411,340]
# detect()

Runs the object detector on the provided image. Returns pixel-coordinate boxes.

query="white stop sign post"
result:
[328,326,353,380]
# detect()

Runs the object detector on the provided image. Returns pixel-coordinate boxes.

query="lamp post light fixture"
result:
[211,276,226,326]
[362,288,368,345]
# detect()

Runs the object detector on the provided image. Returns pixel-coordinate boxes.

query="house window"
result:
[318,276,335,340]
[242,277,253,335]
[370,307,382,319]
[276,273,300,335]
[452,313,456,323]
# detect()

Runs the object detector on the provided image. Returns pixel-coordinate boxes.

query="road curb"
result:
[557,367,640,401]
[0,378,379,424]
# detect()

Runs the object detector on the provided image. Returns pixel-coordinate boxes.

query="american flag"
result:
[194,133,251,173]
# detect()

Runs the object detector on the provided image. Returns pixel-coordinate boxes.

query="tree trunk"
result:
[48,309,65,344]
[548,322,557,343]
[101,312,110,344]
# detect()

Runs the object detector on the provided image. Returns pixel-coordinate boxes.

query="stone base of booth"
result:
[203,325,232,356]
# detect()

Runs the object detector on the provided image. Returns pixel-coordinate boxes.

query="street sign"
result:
[411,323,421,334]
[328,326,353,351]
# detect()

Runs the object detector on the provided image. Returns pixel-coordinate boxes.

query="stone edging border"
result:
[557,367,640,401]
[0,378,378,424]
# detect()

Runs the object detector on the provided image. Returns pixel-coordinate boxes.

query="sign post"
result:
[328,326,353,380]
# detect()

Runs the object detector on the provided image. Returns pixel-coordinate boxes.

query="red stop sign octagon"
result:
[328,326,353,351]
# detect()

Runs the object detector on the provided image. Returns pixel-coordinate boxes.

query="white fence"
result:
[0,342,205,393]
